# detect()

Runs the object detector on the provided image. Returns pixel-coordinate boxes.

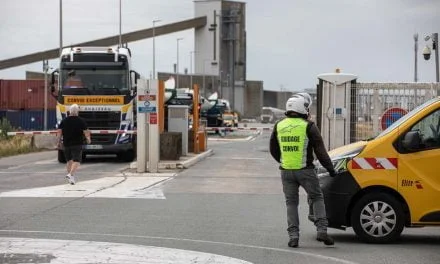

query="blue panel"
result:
[5,110,57,131]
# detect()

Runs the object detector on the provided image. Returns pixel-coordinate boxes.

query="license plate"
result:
[84,145,103,150]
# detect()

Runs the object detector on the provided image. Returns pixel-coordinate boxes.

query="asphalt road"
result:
[0,128,439,263]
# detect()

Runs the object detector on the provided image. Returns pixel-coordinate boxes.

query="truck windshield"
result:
[61,67,128,95]
[375,97,439,139]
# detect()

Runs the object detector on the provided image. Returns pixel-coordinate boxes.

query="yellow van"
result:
[317,97,440,243]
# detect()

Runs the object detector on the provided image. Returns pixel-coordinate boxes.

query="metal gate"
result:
[349,83,440,143]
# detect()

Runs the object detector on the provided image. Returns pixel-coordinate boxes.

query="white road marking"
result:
[0,237,253,264]
[210,157,267,160]
[0,174,175,199]
[34,159,58,165]
[0,231,359,264]
[0,171,64,174]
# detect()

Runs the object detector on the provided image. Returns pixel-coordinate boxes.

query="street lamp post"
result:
[59,0,63,56]
[152,19,161,79]
[202,59,212,97]
[190,51,197,89]
[119,0,122,47]
[423,33,439,83]
[43,60,49,131]
[176,38,183,88]
[414,33,418,82]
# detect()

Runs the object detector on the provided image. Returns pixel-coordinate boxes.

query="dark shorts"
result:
[64,145,83,162]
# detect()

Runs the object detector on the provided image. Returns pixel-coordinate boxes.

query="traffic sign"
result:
[381,107,408,130]
[149,113,158,124]
[138,106,157,113]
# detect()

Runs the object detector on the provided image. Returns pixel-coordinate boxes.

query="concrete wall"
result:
[263,91,278,108]
[243,80,263,118]
[194,0,246,115]
[194,0,221,76]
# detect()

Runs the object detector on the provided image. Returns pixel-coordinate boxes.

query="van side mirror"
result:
[402,131,421,150]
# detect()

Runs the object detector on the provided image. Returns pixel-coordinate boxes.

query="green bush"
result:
[0,118,13,140]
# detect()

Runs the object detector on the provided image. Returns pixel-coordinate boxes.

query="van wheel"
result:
[351,192,405,243]
[57,150,66,163]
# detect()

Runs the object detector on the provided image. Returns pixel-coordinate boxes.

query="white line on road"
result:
[0,174,175,199]
[0,230,359,264]
[210,157,267,160]
[0,237,252,264]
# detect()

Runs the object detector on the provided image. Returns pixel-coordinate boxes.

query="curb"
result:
[208,131,261,141]
[178,149,214,169]
[129,149,214,170]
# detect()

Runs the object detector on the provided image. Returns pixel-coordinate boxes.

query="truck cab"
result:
[51,46,139,162]
[317,97,440,243]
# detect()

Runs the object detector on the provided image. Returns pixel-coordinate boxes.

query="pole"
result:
[43,60,48,130]
[434,33,439,83]
[176,38,183,89]
[119,0,122,47]
[152,19,161,79]
[203,61,206,97]
[190,51,194,90]
[190,51,193,74]
[414,33,418,82]
[59,0,63,55]
[333,82,337,150]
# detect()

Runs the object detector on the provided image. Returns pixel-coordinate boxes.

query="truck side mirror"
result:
[402,131,421,151]
[50,69,59,94]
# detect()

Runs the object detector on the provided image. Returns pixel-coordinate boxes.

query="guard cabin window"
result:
[60,53,129,96]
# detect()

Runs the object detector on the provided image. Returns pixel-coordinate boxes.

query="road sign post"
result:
[137,79,160,173]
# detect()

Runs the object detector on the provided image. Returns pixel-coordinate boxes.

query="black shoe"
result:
[316,233,334,246]
[288,238,299,248]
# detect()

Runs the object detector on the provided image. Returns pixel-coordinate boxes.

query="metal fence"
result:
[349,83,440,143]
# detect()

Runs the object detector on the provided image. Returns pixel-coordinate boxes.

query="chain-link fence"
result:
[350,83,440,143]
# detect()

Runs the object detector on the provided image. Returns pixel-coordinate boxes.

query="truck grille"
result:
[79,111,121,144]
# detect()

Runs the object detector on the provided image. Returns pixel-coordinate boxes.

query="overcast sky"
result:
[1,0,440,91]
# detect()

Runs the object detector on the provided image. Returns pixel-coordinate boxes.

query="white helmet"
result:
[296,92,312,109]
[285,95,309,115]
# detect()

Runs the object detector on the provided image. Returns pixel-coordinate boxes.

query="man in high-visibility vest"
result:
[269,93,336,248]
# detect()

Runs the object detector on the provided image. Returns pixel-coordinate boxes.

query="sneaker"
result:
[65,174,75,185]
[316,233,334,246]
[288,238,299,248]
[70,175,76,185]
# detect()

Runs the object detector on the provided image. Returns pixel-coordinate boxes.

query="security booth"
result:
[316,70,358,150]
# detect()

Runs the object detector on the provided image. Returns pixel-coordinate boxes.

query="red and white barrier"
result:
[204,127,272,131]
[7,130,137,136]
[7,131,58,136]
[7,127,272,136]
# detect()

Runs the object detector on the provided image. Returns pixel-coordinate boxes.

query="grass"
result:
[0,135,38,158]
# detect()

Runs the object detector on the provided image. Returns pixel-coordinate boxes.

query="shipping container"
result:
[4,110,57,131]
[0,80,57,110]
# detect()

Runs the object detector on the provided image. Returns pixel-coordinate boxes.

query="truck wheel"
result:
[58,150,66,163]
[351,192,405,243]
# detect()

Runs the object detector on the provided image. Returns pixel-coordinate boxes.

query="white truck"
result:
[51,46,140,162]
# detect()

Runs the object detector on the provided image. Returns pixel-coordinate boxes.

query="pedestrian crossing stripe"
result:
[0,174,175,199]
